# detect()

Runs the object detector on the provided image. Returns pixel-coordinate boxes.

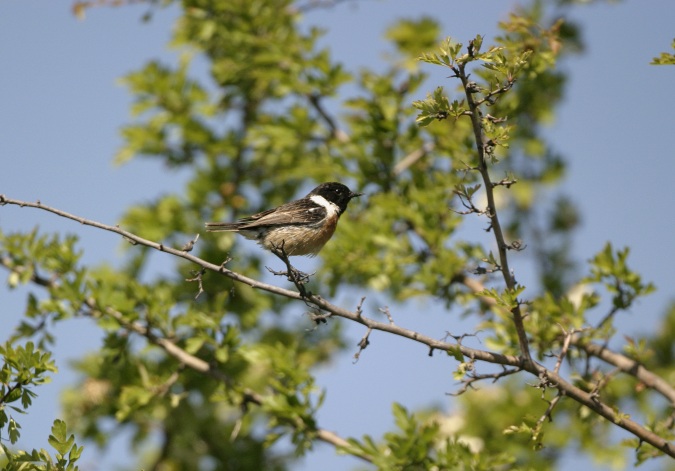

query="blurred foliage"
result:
[651,38,675,65]
[2,0,674,470]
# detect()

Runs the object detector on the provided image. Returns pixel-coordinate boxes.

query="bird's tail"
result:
[205,222,241,232]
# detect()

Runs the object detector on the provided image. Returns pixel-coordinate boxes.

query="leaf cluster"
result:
[2,1,674,470]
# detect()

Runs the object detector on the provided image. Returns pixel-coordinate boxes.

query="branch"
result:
[452,48,532,365]
[185,267,206,300]
[86,300,374,463]
[576,340,675,407]
[2,194,674,458]
[458,273,675,407]
[268,243,314,297]
[535,391,563,430]
[316,429,371,461]
[392,142,434,176]
[0,254,54,288]
[0,195,517,367]
[0,195,302,298]
[595,297,622,330]
[293,0,354,13]
[353,327,372,363]
[449,365,522,396]
[472,80,515,107]
[552,325,587,375]
[307,93,350,143]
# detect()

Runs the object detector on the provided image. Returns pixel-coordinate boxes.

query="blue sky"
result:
[1,1,674,470]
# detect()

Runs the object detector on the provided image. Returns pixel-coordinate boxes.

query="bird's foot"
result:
[267,244,314,297]
[266,265,312,290]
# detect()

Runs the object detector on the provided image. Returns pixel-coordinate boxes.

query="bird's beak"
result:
[350,191,364,198]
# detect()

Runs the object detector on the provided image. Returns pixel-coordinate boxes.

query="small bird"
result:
[205,182,362,257]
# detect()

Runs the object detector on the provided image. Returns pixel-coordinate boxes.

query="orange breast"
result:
[261,214,338,256]
[304,215,338,254]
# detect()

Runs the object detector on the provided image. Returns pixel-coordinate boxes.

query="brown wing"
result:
[237,199,327,228]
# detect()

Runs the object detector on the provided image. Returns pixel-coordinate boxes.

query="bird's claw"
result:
[268,243,314,297]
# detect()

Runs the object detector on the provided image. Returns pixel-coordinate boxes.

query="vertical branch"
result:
[453,48,533,366]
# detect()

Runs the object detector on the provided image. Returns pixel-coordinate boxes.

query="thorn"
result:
[182,233,200,252]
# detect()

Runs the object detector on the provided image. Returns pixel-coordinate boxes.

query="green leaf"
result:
[446,345,464,362]
[650,38,675,65]
[418,37,462,67]
[48,419,75,456]
[412,86,453,126]
[8,417,21,444]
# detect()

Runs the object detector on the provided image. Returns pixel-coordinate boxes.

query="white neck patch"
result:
[310,194,340,218]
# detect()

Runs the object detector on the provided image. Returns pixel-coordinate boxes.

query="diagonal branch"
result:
[392,142,434,176]
[307,93,350,143]
[458,273,675,407]
[576,341,675,407]
[87,300,374,463]
[2,194,674,458]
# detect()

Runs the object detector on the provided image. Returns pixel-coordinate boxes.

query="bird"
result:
[205,182,362,257]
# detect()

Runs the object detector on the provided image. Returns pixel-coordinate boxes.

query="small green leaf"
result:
[8,417,21,444]
[7,271,20,288]
[651,38,675,65]
[446,345,464,362]
[48,419,75,456]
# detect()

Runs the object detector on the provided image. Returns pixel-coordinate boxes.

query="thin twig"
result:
[392,142,434,175]
[449,365,522,396]
[181,233,200,252]
[452,41,532,366]
[378,306,394,325]
[355,296,366,317]
[316,428,372,462]
[589,368,620,403]
[596,296,622,330]
[307,93,349,143]
[306,309,332,327]
[535,391,563,428]
[353,327,373,363]
[552,325,587,375]
[186,268,206,300]
[294,0,354,13]
[578,340,675,406]
[152,369,183,397]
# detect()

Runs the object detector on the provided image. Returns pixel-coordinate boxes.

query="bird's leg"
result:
[266,241,314,297]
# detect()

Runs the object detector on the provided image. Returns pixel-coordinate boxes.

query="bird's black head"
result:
[308,182,363,213]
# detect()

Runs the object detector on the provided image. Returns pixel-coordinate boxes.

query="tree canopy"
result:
[2,1,674,470]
